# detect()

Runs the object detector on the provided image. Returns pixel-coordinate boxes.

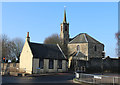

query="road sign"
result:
[94,76,102,79]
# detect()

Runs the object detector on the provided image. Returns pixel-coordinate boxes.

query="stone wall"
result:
[70,57,120,73]
[68,43,88,56]
[103,58,119,72]
[87,58,102,72]
[88,43,104,58]
[60,22,69,45]
[33,59,67,74]
[68,42,104,60]
[87,58,119,73]
[1,63,19,75]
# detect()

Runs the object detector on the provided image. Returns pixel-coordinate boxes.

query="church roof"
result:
[69,33,103,45]
[71,51,88,61]
[28,42,66,60]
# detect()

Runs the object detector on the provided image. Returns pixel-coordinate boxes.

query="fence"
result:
[75,73,120,85]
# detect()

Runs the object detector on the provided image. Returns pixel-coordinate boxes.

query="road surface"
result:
[2,73,80,85]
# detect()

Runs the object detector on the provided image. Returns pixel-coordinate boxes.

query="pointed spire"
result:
[63,6,67,23]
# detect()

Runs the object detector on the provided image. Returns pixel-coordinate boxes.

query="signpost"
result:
[76,73,79,78]
[94,76,102,79]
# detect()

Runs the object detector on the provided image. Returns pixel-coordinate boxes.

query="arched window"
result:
[95,45,97,51]
[61,26,62,31]
[77,45,80,51]
[65,26,67,31]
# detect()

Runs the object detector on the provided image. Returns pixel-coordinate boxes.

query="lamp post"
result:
[101,58,103,75]
[2,57,6,75]
[101,51,105,75]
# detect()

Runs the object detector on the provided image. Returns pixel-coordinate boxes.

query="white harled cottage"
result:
[20,32,67,74]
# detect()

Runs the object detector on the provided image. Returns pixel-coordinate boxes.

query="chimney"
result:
[26,32,30,42]
[27,32,29,38]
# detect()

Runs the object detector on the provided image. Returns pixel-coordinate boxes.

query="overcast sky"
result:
[2,2,118,58]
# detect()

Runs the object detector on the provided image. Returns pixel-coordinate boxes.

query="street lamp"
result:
[101,51,105,75]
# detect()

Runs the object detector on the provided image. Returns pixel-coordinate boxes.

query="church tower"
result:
[60,9,69,46]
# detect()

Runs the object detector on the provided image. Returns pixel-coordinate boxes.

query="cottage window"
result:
[39,59,44,69]
[95,45,97,51]
[58,60,62,69]
[49,59,54,69]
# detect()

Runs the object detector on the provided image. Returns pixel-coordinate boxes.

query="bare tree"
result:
[44,34,61,45]
[44,33,69,58]
[115,32,120,57]
[1,34,10,60]
[0,35,2,62]
[12,38,24,58]
[1,34,24,62]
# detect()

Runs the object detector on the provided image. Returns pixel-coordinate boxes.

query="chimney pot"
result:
[27,32,29,38]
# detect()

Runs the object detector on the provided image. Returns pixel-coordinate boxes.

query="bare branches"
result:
[1,34,24,62]
[44,33,69,58]
[44,34,61,45]
[115,32,120,57]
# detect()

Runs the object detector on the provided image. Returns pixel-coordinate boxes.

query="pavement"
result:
[25,72,74,77]
[2,83,81,85]
[93,73,120,77]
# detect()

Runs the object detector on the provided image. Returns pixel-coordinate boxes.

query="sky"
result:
[2,2,118,58]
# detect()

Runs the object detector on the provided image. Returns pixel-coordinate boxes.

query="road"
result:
[2,73,80,85]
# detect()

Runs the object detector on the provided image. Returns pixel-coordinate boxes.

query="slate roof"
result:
[28,42,66,60]
[69,38,73,42]
[69,33,103,44]
[71,51,88,60]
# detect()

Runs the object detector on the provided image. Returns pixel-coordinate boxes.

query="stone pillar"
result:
[33,59,39,74]
[44,59,49,73]
[62,60,67,72]
[54,60,58,72]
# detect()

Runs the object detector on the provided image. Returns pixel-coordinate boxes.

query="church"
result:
[19,9,105,74]
[60,9,105,71]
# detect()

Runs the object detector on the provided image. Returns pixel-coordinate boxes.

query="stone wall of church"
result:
[68,43,88,56]
[60,22,69,45]
[88,43,104,58]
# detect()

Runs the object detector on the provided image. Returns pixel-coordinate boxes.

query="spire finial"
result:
[63,6,67,23]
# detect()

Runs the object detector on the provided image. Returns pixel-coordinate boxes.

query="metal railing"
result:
[75,73,120,85]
